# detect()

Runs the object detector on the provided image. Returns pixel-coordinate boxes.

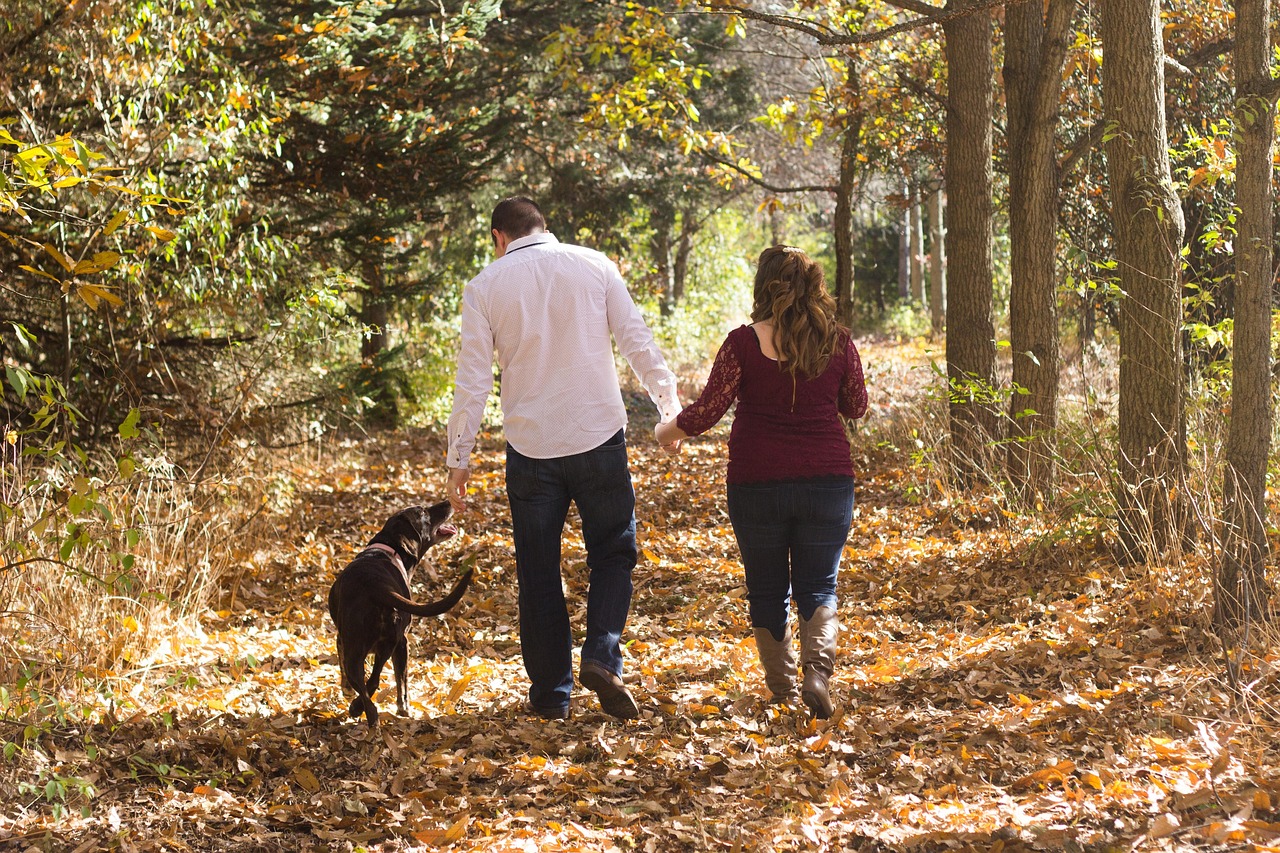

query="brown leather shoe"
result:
[579,659,639,719]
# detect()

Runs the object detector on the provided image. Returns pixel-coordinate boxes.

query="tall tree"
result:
[928,186,946,337]
[1217,0,1278,626]
[908,178,925,302]
[942,0,997,471]
[239,0,516,425]
[1100,0,1188,558]
[1001,0,1074,497]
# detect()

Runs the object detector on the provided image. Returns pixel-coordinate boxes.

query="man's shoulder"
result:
[550,241,615,269]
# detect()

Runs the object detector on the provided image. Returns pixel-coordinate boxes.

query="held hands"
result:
[654,420,685,456]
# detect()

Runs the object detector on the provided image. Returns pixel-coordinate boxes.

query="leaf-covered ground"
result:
[6,339,1280,852]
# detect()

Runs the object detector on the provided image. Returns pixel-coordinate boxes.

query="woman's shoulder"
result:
[724,324,755,348]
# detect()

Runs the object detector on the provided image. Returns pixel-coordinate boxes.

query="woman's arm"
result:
[654,333,744,447]
[838,337,868,420]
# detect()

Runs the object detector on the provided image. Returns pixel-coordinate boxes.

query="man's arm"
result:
[602,264,681,423]
[445,284,495,510]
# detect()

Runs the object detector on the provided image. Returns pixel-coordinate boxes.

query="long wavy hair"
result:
[750,246,842,378]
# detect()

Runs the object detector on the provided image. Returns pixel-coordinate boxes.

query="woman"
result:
[655,246,867,718]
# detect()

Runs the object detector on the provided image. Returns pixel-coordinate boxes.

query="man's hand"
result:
[447,467,470,512]
[654,420,685,456]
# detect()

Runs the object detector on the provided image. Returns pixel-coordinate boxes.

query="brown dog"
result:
[327,502,472,728]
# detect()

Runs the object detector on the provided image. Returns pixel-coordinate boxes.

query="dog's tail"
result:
[382,567,473,617]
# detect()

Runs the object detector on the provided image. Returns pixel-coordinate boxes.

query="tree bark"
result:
[834,112,861,328]
[1100,0,1188,559]
[1217,0,1276,626]
[897,174,911,300]
[1002,0,1074,498]
[943,0,998,473]
[929,186,946,338]
[360,254,388,362]
[909,179,925,302]
[673,209,695,307]
[651,202,676,317]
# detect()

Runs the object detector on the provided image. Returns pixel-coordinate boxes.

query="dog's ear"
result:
[380,506,430,566]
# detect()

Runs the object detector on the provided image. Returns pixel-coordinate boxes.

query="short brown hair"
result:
[491,197,546,239]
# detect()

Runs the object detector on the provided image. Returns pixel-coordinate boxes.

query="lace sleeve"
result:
[838,336,868,420]
[675,335,743,436]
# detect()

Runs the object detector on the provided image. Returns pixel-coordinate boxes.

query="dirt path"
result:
[3,341,1275,852]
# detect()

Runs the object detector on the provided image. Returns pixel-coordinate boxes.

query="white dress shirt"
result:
[447,232,680,469]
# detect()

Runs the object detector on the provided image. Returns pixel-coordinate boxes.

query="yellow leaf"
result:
[74,251,122,275]
[103,210,129,236]
[77,283,124,309]
[207,697,227,712]
[446,670,473,704]
[293,766,321,793]
[1081,770,1103,790]
[145,225,177,241]
[642,548,659,564]
[445,813,470,843]
[413,813,470,845]
[122,616,139,632]
[19,264,62,283]
[43,243,73,272]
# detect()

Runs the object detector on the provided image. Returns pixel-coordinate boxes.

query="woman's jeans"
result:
[726,476,855,641]
[506,429,637,714]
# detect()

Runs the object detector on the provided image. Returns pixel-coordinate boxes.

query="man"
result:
[446,197,680,720]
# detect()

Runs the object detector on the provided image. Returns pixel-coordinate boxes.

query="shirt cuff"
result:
[649,376,681,423]
[447,442,470,469]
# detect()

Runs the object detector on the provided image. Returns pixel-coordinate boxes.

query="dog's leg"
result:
[365,641,392,720]
[342,644,378,727]
[392,635,410,717]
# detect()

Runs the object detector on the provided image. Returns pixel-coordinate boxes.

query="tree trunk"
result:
[359,253,399,429]
[834,113,861,328]
[360,255,388,362]
[1003,0,1073,498]
[651,203,676,317]
[1217,0,1277,626]
[673,209,695,307]
[943,0,998,473]
[929,186,946,338]
[1100,0,1188,559]
[909,180,925,302]
[769,203,785,246]
[897,174,911,301]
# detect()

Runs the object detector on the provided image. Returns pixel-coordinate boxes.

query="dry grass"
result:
[0,432,285,722]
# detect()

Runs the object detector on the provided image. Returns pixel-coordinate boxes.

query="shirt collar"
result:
[505,232,558,254]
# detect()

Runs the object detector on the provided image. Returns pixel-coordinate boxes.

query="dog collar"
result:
[362,543,405,574]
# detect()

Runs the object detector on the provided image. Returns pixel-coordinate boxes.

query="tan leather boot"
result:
[753,626,798,703]
[798,606,838,719]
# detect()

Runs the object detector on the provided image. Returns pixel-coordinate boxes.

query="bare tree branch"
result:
[700,151,837,194]
[1059,120,1105,182]
[703,0,1021,48]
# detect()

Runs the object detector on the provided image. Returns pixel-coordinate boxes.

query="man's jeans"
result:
[726,476,855,641]
[506,429,637,714]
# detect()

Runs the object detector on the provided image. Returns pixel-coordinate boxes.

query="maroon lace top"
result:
[675,325,868,484]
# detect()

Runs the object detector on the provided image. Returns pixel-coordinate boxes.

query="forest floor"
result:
[5,338,1280,852]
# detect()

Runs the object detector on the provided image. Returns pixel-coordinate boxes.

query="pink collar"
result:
[362,542,405,574]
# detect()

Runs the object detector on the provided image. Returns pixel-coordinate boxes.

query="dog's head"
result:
[373,501,457,569]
